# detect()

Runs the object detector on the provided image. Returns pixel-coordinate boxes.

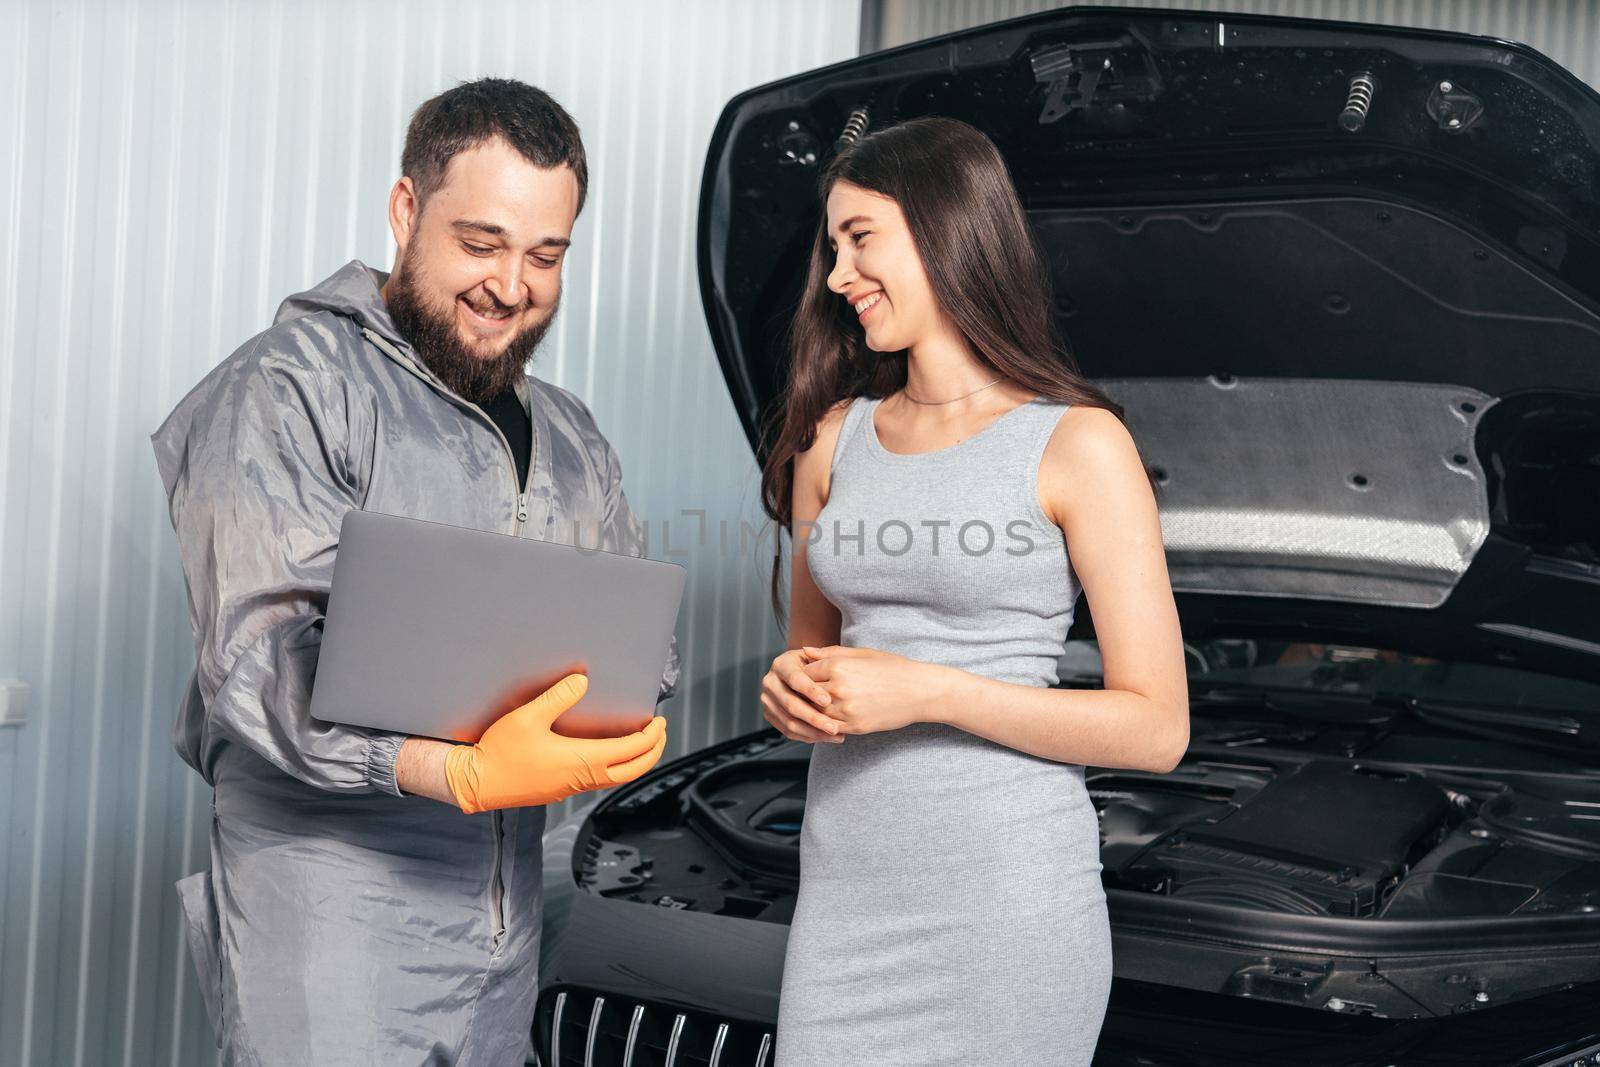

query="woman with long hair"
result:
[758,117,1189,1063]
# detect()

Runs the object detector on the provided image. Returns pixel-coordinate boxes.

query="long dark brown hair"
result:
[758,116,1144,623]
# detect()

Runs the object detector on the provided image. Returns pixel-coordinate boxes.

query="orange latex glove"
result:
[444,673,667,814]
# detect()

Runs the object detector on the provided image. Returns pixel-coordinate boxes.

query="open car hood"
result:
[696,5,1600,684]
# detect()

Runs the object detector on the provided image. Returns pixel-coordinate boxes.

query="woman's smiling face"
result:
[825,180,942,353]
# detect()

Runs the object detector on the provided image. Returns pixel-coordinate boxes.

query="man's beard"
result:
[385,252,557,405]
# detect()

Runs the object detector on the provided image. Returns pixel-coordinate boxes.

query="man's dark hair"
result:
[401,77,588,214]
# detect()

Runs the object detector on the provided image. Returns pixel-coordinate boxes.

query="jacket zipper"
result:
[488,809,506,952]
[474,399,530,954]
[477,403,533,534]
[359,327,531,952]
[359,327,532,531]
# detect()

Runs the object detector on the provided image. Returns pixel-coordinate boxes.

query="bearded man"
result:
[151,78,677,1064]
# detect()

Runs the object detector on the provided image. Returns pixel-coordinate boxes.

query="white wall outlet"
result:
[0,680,30,728]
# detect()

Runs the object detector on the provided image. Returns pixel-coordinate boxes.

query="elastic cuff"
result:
[364,732,406,796]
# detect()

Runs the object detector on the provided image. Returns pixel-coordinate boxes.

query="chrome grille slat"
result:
[664,1012,686,1067]
[622,1003,645,1067]
[584,995,606,1067]
[550,991,568,1066]
[546,987,777,1067]
[708,1021,729,1067]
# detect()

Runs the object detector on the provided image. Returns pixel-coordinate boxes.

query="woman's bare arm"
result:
[758,402,849,743]
[931,406,1190,772]
[788,401,848,652]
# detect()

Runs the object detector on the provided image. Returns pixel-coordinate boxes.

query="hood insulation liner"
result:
[1104,377,1491,608]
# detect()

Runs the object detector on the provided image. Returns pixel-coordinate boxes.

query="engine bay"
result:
[576,642,1600,931]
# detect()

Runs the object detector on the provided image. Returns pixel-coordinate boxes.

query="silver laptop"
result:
[310,509,685,742]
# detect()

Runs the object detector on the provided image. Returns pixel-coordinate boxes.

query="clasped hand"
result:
[760,644,954,743]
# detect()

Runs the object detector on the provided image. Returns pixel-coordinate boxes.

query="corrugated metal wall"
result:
[0,1,860,1064]
[867,0,1600,90]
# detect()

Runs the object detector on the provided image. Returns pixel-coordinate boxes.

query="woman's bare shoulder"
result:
[1038,405,1148,527]
[794,397,856,504]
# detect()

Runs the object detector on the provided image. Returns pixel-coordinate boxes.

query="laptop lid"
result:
[309,509,685,742]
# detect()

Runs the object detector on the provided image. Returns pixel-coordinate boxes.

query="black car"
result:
[535,7,1600,1065]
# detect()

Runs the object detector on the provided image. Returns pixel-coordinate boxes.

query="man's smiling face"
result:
[383,136,581,402]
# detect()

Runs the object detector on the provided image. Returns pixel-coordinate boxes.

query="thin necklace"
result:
[901,376,1004,405]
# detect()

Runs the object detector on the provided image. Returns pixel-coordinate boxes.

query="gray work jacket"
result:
[151,259,679,1063]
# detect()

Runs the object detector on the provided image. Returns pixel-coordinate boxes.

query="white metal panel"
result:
[870,0,1600,91]
[0,1,861,1064]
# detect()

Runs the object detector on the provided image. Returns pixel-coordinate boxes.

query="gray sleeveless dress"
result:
[775,394,1112,1065]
